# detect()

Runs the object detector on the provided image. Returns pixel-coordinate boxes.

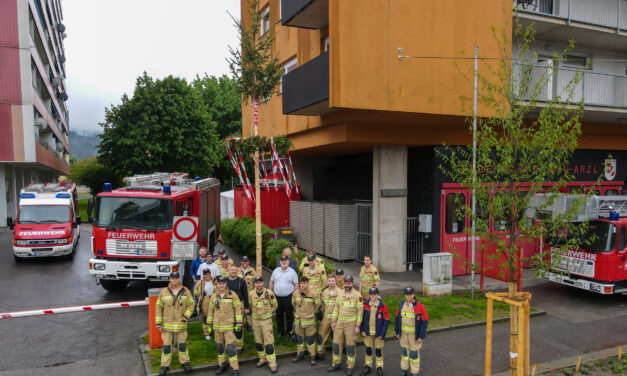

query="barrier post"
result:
[148,288,163,349]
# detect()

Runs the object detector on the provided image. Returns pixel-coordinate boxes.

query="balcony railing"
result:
[514,0,627,31]
[282,51,330,115]
[513,64,627,108]
[281,0,329,29]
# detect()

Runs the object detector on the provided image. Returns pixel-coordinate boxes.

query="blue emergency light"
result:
[163,185,171,195]
[55,193,71,198]
[103,183,112,192]
[610,211,620,220]
[194,176,200,181]
[19,193,36,199]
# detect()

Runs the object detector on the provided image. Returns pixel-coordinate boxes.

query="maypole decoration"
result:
[225,135,296,203]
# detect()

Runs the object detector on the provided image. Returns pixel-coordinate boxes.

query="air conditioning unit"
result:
[59,55,66,63]
[52,76,62,87]
[56,23,65,33]
[58,92,68,101]
[34,117,47,130]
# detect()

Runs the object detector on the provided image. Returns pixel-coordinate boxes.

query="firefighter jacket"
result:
[292,287,321,327]
[206,290,243,331]
[218,261,232,277]
[249,287,278,320]
[193,278,214,316]
[360,298,389,338]
[337,279,345,290]
[302,263,328,294]
[321,287,341,319]
[155,286,195,332]
[298,255,325,272]
[238,266,256,292]
[332,288,363,327]
[359,265,380,289]
[394,299,429,340]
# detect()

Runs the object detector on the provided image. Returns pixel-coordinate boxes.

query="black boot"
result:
[182,362,192,373]
[399,370,407,376]
[216,363,230,375]
[293,352,306,363]
[376,368,383,376]
[347,368,353,376]
[232,370,240,376]
[159,366,168,376]
[310,353,317,366]
[327,364,342,372]
[360,366,372,376]
[317,352,325,361]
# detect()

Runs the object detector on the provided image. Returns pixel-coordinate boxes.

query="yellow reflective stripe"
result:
[162,323,187,330]
[296,318,316,326]
[401,312,415,318]
[184,310,192,317]
[252,313,272,320]
[215,324,234,330]
[235,315,243,321]
[156,299,164,307]
[338,314,357,321]
[401,325,415,332]
[323,300,336,305]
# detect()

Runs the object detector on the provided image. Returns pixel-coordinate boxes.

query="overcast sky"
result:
[63,0,241,134]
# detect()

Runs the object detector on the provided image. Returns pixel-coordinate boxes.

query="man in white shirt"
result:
[269,255,299,338]
[197,252,220,280]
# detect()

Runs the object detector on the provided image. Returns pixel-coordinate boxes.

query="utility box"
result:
[423,252,453,297]
[418,214,432,233]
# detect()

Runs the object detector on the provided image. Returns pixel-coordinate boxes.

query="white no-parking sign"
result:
[171,216,198,260]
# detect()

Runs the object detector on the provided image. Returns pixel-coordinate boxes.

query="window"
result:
[280,57,298,93]
[323,36,329,52]
[604,189,618,196]
[445,193,465,234]
[563,54,589,69]
[260,6,270,36]
[187,197,194,216]
[620,226,626,252]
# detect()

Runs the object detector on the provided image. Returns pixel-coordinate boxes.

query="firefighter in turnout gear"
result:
[249,276,279,373]
[360,288,389,376]
[155,272,195,376]
[194,268,216,339]
[317,273,340,360]
[335,268,345,290]
[218,254,232,277]
[359,255,380,301]
[238,256,256,332]
[395,287,429,376]
[328,275,363,376]
[302,254,328,294]
[293,276,322,366]
[298,249,325,272]
[207,276,243,376]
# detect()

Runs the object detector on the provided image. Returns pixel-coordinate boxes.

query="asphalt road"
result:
[0,225,626,376]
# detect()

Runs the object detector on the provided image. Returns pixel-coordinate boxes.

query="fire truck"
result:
[87,172,220,292]
[10,182,80,262]
[539,195,627,294]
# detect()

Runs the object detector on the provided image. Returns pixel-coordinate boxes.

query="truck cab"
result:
[11,183,80,262]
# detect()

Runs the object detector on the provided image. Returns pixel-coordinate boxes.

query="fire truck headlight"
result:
[590,284,600,292]
[15,240,27,245]
[159,265,171,273]
[93,263,106,271]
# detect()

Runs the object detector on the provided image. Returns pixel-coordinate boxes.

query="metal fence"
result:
[514,0,627,31]
[403,217,424,265]
[355,203,372,262]
[513,64,627,108]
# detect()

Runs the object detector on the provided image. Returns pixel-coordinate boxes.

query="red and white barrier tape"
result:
[0,299,148,319]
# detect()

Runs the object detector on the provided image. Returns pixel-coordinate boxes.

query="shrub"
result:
[264,239,294,268]
[219,217,273,260]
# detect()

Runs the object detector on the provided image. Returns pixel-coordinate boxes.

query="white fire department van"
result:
[9,183,81,262]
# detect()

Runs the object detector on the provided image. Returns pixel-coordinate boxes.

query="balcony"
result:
[282,51,330,116]
[514,64,627,122]
[281,0,329,29]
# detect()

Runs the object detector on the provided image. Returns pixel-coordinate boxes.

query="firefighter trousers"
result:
[332,322,358,369]
[215,330,239,370]
[295,323,317,357]
[364,336,384,369]
[400,333,422,374]
[160,331,189,367]
[252,318,277,368]
[316,316,333,354]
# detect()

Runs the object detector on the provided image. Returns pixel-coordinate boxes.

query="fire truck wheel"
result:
[14,255,23,263]
[100,279,129,292]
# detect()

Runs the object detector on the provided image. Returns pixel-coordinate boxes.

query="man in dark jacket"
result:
[226,264,250,353]
[360,287,389,376]
[394,287,429,376]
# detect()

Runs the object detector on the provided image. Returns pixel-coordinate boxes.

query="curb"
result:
[140,311,546,375]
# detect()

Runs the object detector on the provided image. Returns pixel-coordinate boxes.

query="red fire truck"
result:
[540,195,627,294]
[87,173,220,292]
[10,182,80,262]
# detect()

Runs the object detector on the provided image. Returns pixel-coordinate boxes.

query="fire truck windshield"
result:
[18,205,70,224]
[94,197,174,230]
[567,220,617,253]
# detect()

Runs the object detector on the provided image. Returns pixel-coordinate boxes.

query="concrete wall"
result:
[372,145,407,272]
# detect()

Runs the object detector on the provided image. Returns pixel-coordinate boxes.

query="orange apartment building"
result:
[0,0,70,227]
[242,0,627,272]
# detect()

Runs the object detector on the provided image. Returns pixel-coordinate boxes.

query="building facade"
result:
[242,0,627,272]
[0,0,70,227]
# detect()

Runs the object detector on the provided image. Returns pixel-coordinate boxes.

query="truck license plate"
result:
[137,249,156,256]
[33,248,53,256]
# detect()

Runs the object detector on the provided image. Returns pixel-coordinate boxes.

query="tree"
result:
[97,73,220,179]
[227,0,283,274]
[70,156,122,198]
[438,18,594,375]
[193,74,242,187]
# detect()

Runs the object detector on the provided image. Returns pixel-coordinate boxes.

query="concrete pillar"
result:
[0,165,7,227]
[372,145,407,272]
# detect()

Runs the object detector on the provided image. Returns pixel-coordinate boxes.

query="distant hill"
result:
[69,130,100,160]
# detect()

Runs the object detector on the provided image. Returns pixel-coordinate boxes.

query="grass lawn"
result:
[544,356,627,375]
[145,292,528,373]
[78,198,89,222]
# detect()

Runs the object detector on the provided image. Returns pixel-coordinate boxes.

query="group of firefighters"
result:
[155,247,429,376]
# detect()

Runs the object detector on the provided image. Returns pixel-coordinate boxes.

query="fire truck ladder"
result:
[125,173,186,187]
[596,196,627,218]
[22,183,74,194]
